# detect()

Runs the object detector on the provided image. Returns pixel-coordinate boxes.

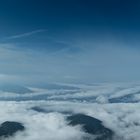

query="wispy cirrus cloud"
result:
[5,29,47,40]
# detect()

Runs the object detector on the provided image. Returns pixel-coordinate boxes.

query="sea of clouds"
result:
[0,82,140,140]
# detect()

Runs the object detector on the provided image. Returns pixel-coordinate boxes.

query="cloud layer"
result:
[0,83,139,139]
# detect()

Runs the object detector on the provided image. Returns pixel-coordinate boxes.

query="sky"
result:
[1,0,140,84]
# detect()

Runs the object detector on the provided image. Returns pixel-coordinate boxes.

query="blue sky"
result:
[0,0,140,84]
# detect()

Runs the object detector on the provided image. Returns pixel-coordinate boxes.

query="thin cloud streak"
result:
[5,29,47,40]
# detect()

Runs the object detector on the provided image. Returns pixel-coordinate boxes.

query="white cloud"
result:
[0,102,86,140]
[0,83,140,139]
[0,99,139,140]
